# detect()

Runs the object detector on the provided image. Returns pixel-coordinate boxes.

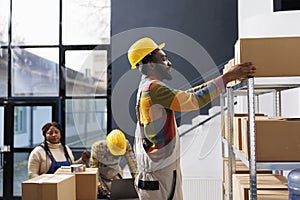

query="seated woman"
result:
[28,121,90,179]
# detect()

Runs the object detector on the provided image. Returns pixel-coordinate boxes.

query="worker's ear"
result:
[125,140,129,151]
[148,62,157,71]
[139,64,149,75]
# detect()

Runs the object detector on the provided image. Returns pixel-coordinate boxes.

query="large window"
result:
[0,0,111,198]
[12,0,59,45]
[0,0,111,135]
[14,106,52,148]
[0,49,8,97]
[65,50,108,96]
[62,0,110,45]
[66,99,107,148]
[12,48,59,96]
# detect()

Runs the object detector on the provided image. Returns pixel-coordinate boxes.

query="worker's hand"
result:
[222,62,256,84]
[81,151,90,162]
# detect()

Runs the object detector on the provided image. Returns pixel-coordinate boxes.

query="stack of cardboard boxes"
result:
[233,174,288,200]
[22,168,98,200]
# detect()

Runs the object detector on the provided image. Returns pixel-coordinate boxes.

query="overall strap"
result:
[40,144,71,174]
[40,144,55,162]
[136,79,157,150]
[136,79,157,126]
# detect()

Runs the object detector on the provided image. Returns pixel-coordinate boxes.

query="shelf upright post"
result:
[226,87,235,200]
[273,90,283,175]
[274,90,282,116]
[247,77,257,200]
[220,93,225,157]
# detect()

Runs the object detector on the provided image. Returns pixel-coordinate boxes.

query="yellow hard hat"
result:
[128,37,165,69]
[106,129,127,156]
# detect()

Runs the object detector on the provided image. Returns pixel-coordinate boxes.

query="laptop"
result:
[110,178,139,200]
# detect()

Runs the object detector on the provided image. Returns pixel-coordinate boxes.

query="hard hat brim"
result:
[131,42,166,69]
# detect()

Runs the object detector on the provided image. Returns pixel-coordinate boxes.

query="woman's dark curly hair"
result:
[41,121,71,162]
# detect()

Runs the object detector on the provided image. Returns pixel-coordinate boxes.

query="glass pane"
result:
[12,0,59,45]
[0,0,10,44]
[13,152,29,196]
[66,99,107,148]
[0,49,8,97]
[14,106,52,148]
[62,0,111,45]
[12,48,59,97]
[65,50,107,96]
[0,106,4,197]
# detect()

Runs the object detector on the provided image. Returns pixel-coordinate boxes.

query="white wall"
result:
[239,0,300,38]
[238,0,300,117]
[180,114,222,178]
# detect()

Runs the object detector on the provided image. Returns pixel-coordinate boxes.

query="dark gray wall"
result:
[110,0,238,136]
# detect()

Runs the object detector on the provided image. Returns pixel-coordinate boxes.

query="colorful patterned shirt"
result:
[137,77,225,158]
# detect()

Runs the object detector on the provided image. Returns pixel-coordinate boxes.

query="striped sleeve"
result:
[149,78,224,112]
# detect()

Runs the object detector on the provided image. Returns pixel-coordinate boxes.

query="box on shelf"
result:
[235,36,300,77]
[232,114,266,151]
[233,174,288,200]
[249,190,289,200]
[240,117,300,161]
[223,113,265,150]
[22,174,76,200]
[223,113,248,144]
[55,167,98,200]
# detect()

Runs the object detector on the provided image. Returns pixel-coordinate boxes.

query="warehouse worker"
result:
[28,122,90,179]
[89,129,137,199]
[127,37,256,200]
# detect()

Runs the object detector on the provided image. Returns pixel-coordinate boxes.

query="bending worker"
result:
[127,37,256,200]
[28,121,90,179]
[89,129,137,199]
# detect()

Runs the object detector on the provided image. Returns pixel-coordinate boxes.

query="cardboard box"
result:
[241,117,300,161]
[223,113,265,150]
[232,114,266,151]
[75,168,98,200]
[235,37,300,77]
[233,174,288,200]
[222,158,271,192]
[224,113,248,144]
[22,174,76,200]
[55,167,98,200]
[249,190,289,200]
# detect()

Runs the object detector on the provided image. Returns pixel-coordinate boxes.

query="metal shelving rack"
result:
[221,76,300,200]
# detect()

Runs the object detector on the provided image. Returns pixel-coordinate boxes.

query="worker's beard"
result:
[155,64,172,81]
